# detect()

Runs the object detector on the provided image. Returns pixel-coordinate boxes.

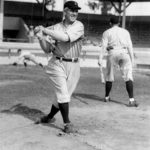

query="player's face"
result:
[65,8,78,23]
[18,51,21,55]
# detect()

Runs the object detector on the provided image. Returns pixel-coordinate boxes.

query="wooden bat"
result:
[99,65,105,84]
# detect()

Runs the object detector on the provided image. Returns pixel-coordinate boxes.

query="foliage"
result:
[87,0,133,15]
[88,0,101,10]
[45,0,56,11]
[87,0,113,14]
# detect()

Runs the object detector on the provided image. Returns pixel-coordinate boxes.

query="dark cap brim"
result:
[67,6,81,10]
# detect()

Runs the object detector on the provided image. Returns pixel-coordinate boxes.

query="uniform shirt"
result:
[16,51,34,63]
[48,20,84,58]
[102,26,133,52]
[18,51,33,60]
[29,29,34,37]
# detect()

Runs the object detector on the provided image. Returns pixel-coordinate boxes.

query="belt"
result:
[56,56,78,62]
[107,46,127,51]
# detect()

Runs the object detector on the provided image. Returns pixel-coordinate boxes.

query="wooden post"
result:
[62,0,66,20]
[122,0,126,28]
[0,0,4,42]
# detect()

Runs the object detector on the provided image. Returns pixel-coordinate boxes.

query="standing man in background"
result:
[98,16,138,107]
[35,1,84,133]
[28,25,35,43]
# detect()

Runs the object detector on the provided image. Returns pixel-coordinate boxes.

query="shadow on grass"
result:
[109,99,127,106]
[73,93,127,106]
[1,103,62,130]
[72,93,104,104]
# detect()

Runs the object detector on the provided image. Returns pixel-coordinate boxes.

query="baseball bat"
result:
[99,65,105,84]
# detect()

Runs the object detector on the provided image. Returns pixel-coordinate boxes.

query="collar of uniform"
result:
[62,20,76,28]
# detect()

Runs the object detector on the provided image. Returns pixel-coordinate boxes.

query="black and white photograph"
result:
[0,0,150,150]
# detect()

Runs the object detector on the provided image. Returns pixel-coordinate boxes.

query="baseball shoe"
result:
[63,123,77,134]
[12,62,17,66]
[104,97,110,102]
[24,62,27,67]
[39,63,43,68]
[127,101,139,107]
[35,115,56,124]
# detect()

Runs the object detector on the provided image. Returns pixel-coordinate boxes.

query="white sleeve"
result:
[101,31,108,52]
[66,22,84,42]
[127,32,133,51]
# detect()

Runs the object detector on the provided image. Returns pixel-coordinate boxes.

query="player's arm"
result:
[35,26,59,53]
[98,47,105,66]
[43,28,69,42]
[127,33,134,65]
[34,26,51,53]
[38,37,52,54]
[65,22,84,42]
[98,32,108,66]
[42,22,84,43]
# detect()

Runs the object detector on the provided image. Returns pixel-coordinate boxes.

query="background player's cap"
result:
[64,1,81,10]
[110,16,119,24]
[17,49,22,53]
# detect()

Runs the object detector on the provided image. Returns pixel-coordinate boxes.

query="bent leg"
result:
[47,71,71,126]
[28,54,41,65]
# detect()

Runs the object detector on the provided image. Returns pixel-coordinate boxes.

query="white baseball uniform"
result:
[101,25,133,82]
[16,51,40,65]
[45,20,84,106]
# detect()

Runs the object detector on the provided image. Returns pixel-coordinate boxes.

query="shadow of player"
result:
[1,103,61,130]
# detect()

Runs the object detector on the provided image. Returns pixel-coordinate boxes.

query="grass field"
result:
[0,65,150,150]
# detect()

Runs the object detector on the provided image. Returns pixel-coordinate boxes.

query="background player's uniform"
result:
[102,25,133,82]
[14,51,43,67]
[99,16,138,107]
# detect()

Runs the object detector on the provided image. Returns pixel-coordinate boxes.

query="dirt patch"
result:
[0,66,150,150]
[0,80,32,87]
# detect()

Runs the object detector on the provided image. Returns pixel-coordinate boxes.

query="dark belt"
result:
[107,46,126,51]
[56,56,78,62]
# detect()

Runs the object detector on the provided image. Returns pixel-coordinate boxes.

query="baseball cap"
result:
[110,16,119,24]
[64,1,81,10]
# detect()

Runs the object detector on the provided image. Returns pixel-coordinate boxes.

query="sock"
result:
[24,62,27,67]
[59,103,70,124]
[126,80,134,98]
[129,98,134,102]
[105,81,112,97]
[105,96,110,100]
[47,104,59,119]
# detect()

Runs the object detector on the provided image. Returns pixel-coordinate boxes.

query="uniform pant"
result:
[45,57,80,107]
[106,51,133,82]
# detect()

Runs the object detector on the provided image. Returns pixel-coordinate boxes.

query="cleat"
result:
[24,62,27,67]
[63,123,77,134]
[127,101,139,107]
[35,115,56,124]
[104,97,110,102]
[39,63,43,68]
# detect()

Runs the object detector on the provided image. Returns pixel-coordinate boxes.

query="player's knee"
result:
[53,102,59,109]
[124,77,133,82]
